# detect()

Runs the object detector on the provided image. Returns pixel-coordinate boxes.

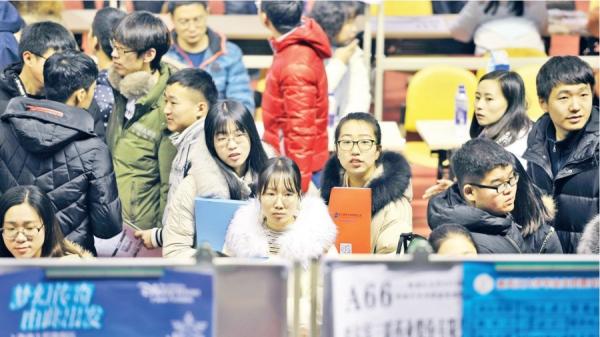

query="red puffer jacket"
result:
[262,18,332,192]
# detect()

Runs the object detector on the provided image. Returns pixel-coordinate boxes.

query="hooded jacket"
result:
[0,97,122,254]
[223,197,337,267]
[523,108,599,253]
[106,63,177,231]
[428,184,525,253]
[0,63,29,112]
[262,18,332,192]
[0,2,22,71]
[164,28,255,113]
[321,151,413,254]
[428,184,562,254]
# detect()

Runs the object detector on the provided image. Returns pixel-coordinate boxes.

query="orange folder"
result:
[327,187,372,254]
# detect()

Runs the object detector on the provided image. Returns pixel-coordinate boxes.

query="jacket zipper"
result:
[506,236,522,253]
[538,227,555,253]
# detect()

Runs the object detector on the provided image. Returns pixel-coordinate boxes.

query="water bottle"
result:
[328,92,337,127]
[454,84,468,135]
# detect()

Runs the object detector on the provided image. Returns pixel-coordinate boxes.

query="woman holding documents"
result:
[321,112,413,254]
[225,157,337,333]
[224,157,337,265]
[0,185,91,259]
[163,100,270,258]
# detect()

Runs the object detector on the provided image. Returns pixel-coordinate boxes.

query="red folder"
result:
[328,187,372,254]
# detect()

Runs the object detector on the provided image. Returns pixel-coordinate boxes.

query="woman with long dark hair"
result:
[471,70,531,165]
[0,185,91,258]
[163,100,271,257]
[424,70,531,199]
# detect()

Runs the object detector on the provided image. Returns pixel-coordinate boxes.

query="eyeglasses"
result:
[215,131,249,147]
[110,40,137,57]
[467,173,519,194]
[32,53,47,60]
[175,16,206,28]
[1,225,44,241]
[336,139,376,151]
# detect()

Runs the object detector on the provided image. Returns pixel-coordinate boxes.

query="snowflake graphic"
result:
[166,311,208,337]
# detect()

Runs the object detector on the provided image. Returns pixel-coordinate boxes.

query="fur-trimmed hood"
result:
[107,66,159,100]
[321,151,412,216]
[224,197,337,266]
[577,215,600,254]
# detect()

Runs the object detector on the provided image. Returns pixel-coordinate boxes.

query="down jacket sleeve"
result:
[224,42,255,113]
[280,62,319,192]
[163,176,198,258]
[88,143,122,239]
[158,131,177,224]
[372,182,413,254]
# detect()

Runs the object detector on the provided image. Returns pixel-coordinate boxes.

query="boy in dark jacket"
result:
[0,21,78,113]
[0,51,122,255]
[428,139,562,254]
[89,7,126,140]
[523,56,599,253]
[259,0,332,192]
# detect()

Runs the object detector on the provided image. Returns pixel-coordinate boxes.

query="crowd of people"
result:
[0,1,598,263]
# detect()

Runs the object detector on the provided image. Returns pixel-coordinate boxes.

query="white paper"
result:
[332,264,463,337]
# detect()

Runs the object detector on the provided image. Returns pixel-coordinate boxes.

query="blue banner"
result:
[463,262,599,337]
[0,268,213,337]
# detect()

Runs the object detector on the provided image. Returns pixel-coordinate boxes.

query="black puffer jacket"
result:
[428,184,525,253]
[0,62,27,112]
[523,108,599,253]
[0,97,122,254]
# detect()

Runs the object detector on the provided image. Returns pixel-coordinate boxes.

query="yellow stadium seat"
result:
[370,0,432,16]
[514,64,546,121]
[405,66,478,133]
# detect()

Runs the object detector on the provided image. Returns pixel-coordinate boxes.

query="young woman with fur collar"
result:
[163,100,270,257]
[321,112,413,254]
[224,157,337,266]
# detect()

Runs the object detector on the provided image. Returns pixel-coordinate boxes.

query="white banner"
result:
[331,263,463,337]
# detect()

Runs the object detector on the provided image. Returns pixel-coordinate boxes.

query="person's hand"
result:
[333,39,358,65]
[422,179,454,200]
[134,229,155,249]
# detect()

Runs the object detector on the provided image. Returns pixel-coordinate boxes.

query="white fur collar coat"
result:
[224,196,337,266]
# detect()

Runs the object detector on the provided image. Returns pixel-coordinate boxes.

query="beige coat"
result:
[162,138,254,258]
[321,151,413,254]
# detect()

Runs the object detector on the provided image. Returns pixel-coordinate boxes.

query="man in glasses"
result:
[105,11,176,233]
[0,21,78,113]
[89,7,126,140]
[428,139,532,254]
[163,1,254,113]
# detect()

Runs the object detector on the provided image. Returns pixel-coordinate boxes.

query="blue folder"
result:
[194,197,248,252]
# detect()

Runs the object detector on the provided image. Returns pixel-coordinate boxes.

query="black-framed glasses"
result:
[31,53,47,60]
[336,139,376,151]
[1,225,44,241]
[109,39,137,56]
[467,173,519,194]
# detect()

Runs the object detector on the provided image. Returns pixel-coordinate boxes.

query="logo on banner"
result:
[167,311,208,337]
[473,273,494,295]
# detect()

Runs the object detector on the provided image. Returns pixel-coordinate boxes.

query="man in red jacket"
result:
[259,0,332,192]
